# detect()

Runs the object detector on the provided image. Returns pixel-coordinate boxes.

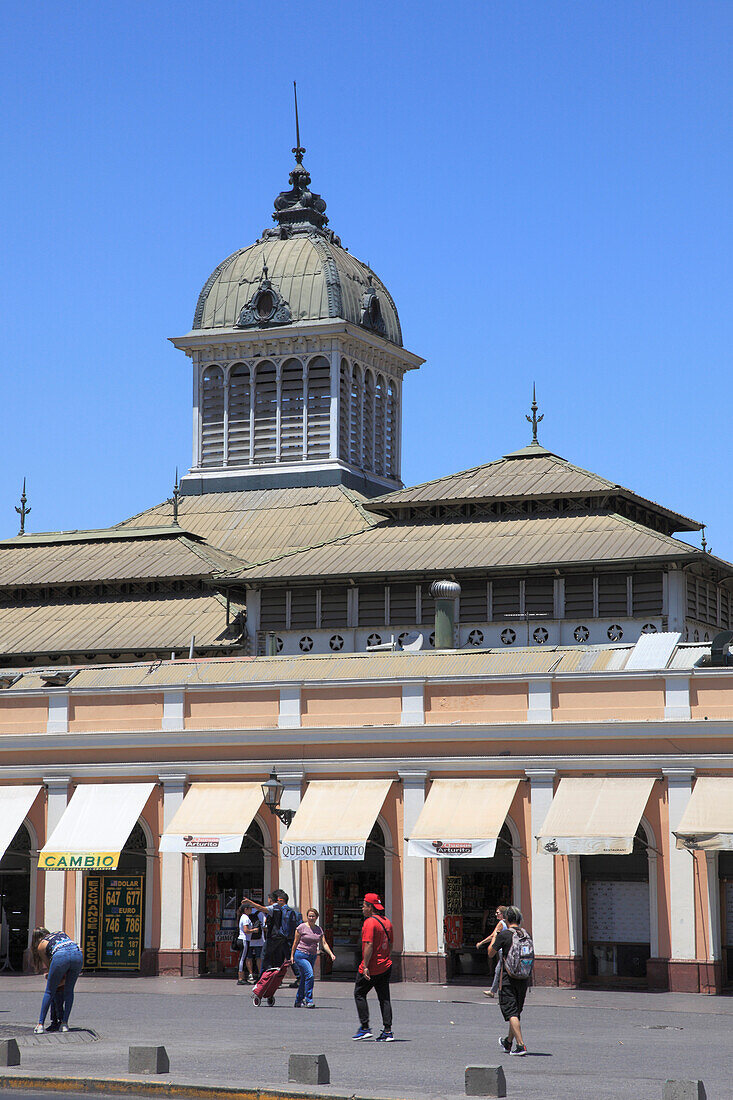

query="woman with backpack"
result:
[290,907,336,1007]
[487,906,534,1057]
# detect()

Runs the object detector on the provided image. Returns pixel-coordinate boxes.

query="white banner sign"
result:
[281,841,366,861]
[159,833,243,854]
[675,832,733,851]
[407,838,497,859]
[537,836,633,856]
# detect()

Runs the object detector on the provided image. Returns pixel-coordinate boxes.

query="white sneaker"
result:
[33,1024,45,1034]
[59,1024,69,1033]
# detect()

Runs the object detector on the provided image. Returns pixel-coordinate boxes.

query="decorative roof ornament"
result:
[15,478,30,536]
[526,383,544,446]
[701,525,709,554]
[361,274,387,336]
[236,254,292,328]
[172,468,181,526]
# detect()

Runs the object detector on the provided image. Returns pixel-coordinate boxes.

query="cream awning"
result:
[160,782,264,854]
[281,779,393,861]
[0,786,41,862]
[674,777,733,850]
[536,777,655,855]
[39,783,155,870]
[408,778,520,859]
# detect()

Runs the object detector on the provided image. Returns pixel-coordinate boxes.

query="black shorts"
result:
[498,977,528,1021]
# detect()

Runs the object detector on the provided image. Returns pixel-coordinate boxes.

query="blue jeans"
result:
[294,950,315,1004]
[40,944,83,1026]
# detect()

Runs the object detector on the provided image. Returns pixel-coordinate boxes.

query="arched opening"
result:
[338,359,351,461]
[200,365,225,467]
[321,822,385,978]
[252,361,277,464]
[280,358,304,462]
[350,365,363,468]
[79,821,148,971]
[363,370,375,471]
[581,827,651,983]
[719,851,733,987]
[374,374,385,476]
[385,379,397,478]
[203,820,265,975]
[306,356,331,459]
[228,364,251,464]
[0,822,31,971]
[445,822,513,979]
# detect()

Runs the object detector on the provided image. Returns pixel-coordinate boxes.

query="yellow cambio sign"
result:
[39,852,120,870]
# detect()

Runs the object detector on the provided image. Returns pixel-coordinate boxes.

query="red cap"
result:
[363,892,385,911]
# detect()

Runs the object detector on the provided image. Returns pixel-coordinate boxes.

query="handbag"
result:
[231,928,241,951]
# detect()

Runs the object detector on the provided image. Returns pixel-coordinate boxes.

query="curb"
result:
[0,1076,406,1100]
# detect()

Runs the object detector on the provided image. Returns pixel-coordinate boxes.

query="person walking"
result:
[352,892,394,1042]
[290,907,336,1007]
[275,890,302,989]
[236,901,257,985]
[243,892,289,972]
[488,906,534,1057]
[31,928,84,1033]
[477,905,507,997]
[247,906,266,982]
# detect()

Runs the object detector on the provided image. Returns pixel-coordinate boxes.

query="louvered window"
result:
[374,374,386,476]
[459,580,488,621]
[253,361,277,464]
[385,380,397,478]
[388,583,418,625]
[290,588,317,629]
[720,586,731,629]
[321,586,348,628]
[363,371,375,471]
[565,574,594,617]
[281,358,304,462]
[201,366,225,467]
[525,576,554,615]
[687,575,718,625]
[260,588,287,630]
[598,573,628,616]
[228,364,251,464]
[632,572,663,615]
[420,583,435,626]
[306,356,331,459]
[493,578,520,618]
[350,366,363,467]
[358,584,385,626]
[339,360,351,461]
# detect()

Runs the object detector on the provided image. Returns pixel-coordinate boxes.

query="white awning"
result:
[536,777,655,855]
[408,778,520,859]
[0,786,41,862]
[39,783,155,870]
[160,783,264,854]
[281,779,393,861]
[674,778,733,850]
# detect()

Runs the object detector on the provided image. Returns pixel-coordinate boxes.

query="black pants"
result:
[354,967,392,1030]
[262,936,289,971]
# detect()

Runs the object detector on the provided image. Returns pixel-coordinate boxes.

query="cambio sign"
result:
[281,842,366,861]
[39,852,119,870]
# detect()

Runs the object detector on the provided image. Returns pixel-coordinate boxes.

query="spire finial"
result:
[15,478,31,536]
[701,525,708,553]
[292,81,305,165]
[172,468,181,527]
[526,383,544,444]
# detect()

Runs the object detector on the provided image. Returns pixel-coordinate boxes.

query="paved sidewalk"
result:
[0,976,726,1099]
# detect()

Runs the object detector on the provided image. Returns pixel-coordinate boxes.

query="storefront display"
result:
[581,830,650,981]
[0,823,31,971]
[444,824,513,978]
[203,825,264,974]
[322,825,384,976]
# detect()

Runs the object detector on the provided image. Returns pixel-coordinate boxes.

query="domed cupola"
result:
[172,146,423,498]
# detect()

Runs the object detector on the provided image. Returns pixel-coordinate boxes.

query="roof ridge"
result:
[218,516,386,579]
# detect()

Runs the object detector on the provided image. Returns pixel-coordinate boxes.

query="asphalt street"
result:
[0,976,726,1100]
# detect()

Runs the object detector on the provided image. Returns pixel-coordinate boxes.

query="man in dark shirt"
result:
[488,905,529,1056]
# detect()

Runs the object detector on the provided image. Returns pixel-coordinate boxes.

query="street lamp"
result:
[261,768,295,827]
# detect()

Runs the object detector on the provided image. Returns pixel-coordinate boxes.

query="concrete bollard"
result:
[128,1045,170,1074]
[465,1065,506,1097]
[663,1084,707,1100]
[288,1053,330,1086]
[0,1039,20,1067]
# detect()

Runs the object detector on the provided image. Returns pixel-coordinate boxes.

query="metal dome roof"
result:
[193,153,402,347]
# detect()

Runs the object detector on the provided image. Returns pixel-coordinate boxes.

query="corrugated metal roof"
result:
[0,592,235,655]
[667,645,710,670]
[0,535,240,587]
[227,511,697,582]
[367,452,701,532]
[117,486,378,566]
[625,632,681,671]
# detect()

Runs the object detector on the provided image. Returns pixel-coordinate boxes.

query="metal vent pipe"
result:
[429,580,461,650]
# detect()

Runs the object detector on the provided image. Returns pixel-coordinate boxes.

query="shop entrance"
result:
[445,823,513,978]
[0,822,31,972]
[581,827,651,983]
[204,821,265,974]
[81,822,148,971]
[322,823,385,977]
[720,851,733,987]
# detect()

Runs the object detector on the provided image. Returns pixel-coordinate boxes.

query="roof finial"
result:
[526,383,544,444]
[15,478,30,536]
[172,468,181,527]
[292,81,305,165]
[701,525,708,553]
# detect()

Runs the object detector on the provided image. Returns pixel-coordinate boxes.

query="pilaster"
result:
[278,687,301,729]
[526,769,556,956]
[663,768,696,961]
[162,691,185,732]
[527,680,552,724]
[46,694,69,735]
[42,776,71,931]
[159,774,186,951]
[399,771,428,952]
[401,682,424,726]
[664,677,691,721]
[278,771,303,908]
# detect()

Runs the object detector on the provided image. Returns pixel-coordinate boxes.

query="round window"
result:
[257,291,274,320]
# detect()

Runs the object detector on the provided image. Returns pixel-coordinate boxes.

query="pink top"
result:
[295,922,323,956]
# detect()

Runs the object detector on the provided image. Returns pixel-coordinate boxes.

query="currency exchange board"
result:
[82,873,144,969]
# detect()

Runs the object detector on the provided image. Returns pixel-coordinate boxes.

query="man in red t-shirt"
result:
[353,892,394,1042]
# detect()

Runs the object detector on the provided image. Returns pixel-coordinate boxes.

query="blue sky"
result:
[2,1,731,554]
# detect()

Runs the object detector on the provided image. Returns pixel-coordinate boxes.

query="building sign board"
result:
[408,838,498,859]
[39,852,120,870]
[281,842,366,861]
[82,873,144,969]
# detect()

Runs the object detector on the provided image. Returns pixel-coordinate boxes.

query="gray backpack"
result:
[503,927,534,979]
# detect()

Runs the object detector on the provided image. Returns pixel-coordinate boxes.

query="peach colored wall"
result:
[387,787,403,953]
[184,690,278,729]
[425,682,527,724]
[181,855,193,950]
[690,677,733,720]
[693,850,711,961]
[301,686,401,727]
[68,694,164,732]
[143,790,162,951]
[0,697,48,734]
[552,679,665,721]
[425,858,440,953]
